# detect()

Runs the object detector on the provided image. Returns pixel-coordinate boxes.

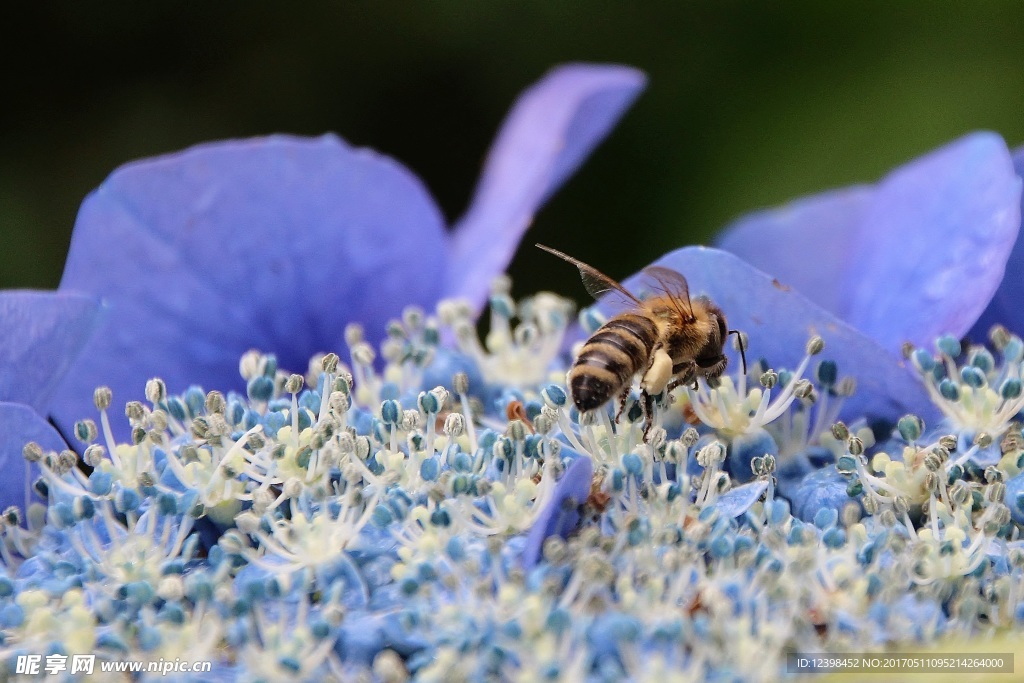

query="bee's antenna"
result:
[728,329,747,375]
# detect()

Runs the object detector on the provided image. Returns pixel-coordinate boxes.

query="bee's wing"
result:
[536,244,642,306]
[641,265,695,320]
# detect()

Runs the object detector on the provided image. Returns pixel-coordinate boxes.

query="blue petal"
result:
[716,187,873,318]
[0,291,99,413]
[712,479,768,518]
[1007,471,1024,525]
[521,453,593,568]
[725,427,779,483]
[971,145,1024,339]
[787,465,856,523]
[446,63,646,310]
[0,401,68,512]
[52,135,447,440]
[842,132,1021,351]
[615,247,935,422]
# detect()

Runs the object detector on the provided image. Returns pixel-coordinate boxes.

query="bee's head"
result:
[694,301,746,379]
[702,304,747,376]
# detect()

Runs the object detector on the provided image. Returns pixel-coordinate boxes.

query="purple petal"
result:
[970,145,1024,340]
[0,401,68,512]
[715,187,873,318]
[521,453,593,568]
[53,135,447,440]
[843,132,1021,352]
[615,247,936,422]
[446,63,646,310]
[713,479,769,518]
[0,291,99,412]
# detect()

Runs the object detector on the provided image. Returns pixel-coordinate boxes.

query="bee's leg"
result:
[665,377,693,394]
[667,360,697,394]
[613,387,631,423]
[641,390,656,442]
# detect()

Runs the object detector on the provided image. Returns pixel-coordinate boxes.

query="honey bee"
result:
[537,244,746,438]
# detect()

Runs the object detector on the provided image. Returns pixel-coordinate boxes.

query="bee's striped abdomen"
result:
[568,313,658,412]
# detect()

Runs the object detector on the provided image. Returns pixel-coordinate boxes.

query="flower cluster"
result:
[6,60,1024,681]
[2,282,1023,681]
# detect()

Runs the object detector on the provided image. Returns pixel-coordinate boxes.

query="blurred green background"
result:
[3,2,1024,305]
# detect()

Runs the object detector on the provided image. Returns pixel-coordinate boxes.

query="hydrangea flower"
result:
[713,132,1022,418]
[0,292,97,511]
[6,67,1024,682]
[48,63,646,443]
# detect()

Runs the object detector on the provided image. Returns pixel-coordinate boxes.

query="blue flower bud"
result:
[420,457,440,481]
[446,537,465,561]
[610,468,625,493]
[478,430,498,453]
[89,471,113,496]
[159,604,186,625]
[227,399,246,425]
[960,366,986,388]
[185,577,214,602]
[278,656,302,673]
[114,488,141,513]
[939,378,960,401]
[246,375,274,402]
[371,505,394,528]
[545,608,572,635]
[897,414,924,442]
[836,455,857,474]
[123,581,155,605]
[622,453,643,477]
[493,436,514,460]
[815,360,838,387]
[417,391,440,415]
[765,498,791,526]
[184,386,206,416]
[490,293,515,319]
[911,348,935,372]
[0,604,23,628]
[822,527,847,548]
[166,397,187,421]
[814,508,838,529]
[452,474,471,495]
[430,507,450,528]
[310,618,331,640]
[541,385,567,408]
[502,620,523,640]
[1001,378,1022,400]
[733,535,754,555]
[709,535,734,559]
[936,334,961,358]
[380,399,401,425]
[156,492,177,516]
[969,348,995,373]
[74,496,96,520]
[452,451,473,473]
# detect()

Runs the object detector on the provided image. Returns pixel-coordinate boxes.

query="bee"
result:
[537,244,745,438]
